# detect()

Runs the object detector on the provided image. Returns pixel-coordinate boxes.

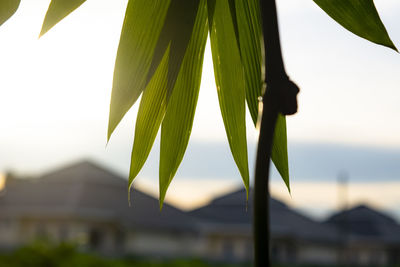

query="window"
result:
[89,228,103,250]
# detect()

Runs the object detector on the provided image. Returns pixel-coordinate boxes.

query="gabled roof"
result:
[326,205,400,244]
[189,188,339,243]
[0,160,196,232]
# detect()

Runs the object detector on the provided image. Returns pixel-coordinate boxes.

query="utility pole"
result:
[337,171,349,212]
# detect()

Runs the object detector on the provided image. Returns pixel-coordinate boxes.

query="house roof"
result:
[0,160,196,232]
[189,188,339,243]
[326,205,400,244]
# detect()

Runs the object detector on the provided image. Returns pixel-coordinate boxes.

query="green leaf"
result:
[235,0,262,125]
[128,46,170,191]
[39,0,86,37]
[272,114,290,192]
[127,0,204,203]
[146,0,201,101]
[159,0,208,208]
[227,0,240,49]
[207,0,250,196]
[234,0,290,191]
[313,0,397,51]
[108,0,171,141]
[0,0,20,27]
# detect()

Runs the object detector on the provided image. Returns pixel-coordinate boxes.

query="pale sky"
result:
[0,0,400,218]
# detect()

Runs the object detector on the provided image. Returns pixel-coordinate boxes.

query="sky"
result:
[0,0,400,219]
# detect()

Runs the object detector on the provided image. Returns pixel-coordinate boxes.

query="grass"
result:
[0,242,248,267]
[1,243,399,267]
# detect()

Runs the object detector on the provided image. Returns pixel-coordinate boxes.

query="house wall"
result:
[1,217,398,266]
[199,233,340,265]
[125,230,198,258]
[0,217,199,258]
[296,243,339,265]
[200,232,252,262]
[271,239,298,264]
[339,242,388,266]
[0,218,19,248]
[0,217,125,255]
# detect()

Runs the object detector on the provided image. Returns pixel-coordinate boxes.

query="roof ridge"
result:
[326,204,398,225]
[38,159,127,183]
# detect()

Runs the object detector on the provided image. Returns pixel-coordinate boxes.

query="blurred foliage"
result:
[0,242,246,267]
[0,242,398,267]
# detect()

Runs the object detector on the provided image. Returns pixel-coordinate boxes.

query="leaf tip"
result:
[128,182,133,207]
[159,185,167,212]
[106,131,112,145]
[107,111,121,143]
[128,166,139,206]
[159,198,164,211]
[384,39,398,53]
[38,27,48,39]
[107,123,115,143]
[285,180,291,195]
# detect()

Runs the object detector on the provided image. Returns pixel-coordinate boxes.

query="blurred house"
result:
[0,161,199,257]
[326,205,400,266]
[190,188,340,264]
[1,160,400,266]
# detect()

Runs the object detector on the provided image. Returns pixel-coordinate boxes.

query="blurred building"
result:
[190,188,340,264]
[1,160,400,265]
[326,205,400,265]
[0,161,199,257]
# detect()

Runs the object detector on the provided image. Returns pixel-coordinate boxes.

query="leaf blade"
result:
[208,0,250,195]
[272,114,290,191]
[128,46,170,190]
[159,0,208,207]
[146,0,201,102]
[313,0,397,51]
[235,0,262,125]
[0,0,20,27]
[39,0,86,37]
[108,0,171,141]
[235,0,290,191]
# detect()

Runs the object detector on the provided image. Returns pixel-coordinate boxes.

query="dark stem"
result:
[260,0,286,84]
[254,0,299,266]
[253,94,278,267]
